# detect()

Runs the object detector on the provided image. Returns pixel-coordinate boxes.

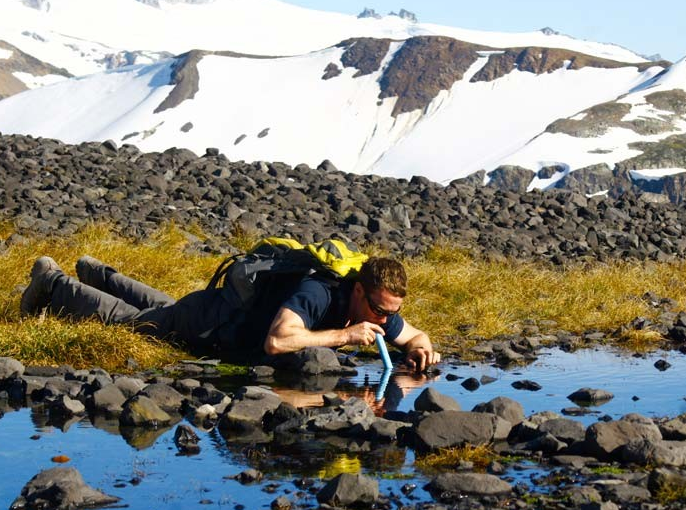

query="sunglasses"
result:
[364,292,401,317]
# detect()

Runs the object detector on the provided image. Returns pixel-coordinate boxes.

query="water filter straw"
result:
[376,368,392,401]
[375,333,393,370]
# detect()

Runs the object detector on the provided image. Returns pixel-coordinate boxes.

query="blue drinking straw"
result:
[376,368,392,401]
[375,333,393,370]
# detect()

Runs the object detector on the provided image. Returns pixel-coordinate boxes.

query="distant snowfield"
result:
[0,46,666,184]
[0,0,648,77]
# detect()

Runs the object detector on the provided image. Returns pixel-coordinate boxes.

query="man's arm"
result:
[264,307,384,355]
[391,320,441,371]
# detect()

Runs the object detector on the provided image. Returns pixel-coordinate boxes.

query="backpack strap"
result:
[206,254,239,290]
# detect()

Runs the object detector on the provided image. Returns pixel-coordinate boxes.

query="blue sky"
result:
[287,0,685,62]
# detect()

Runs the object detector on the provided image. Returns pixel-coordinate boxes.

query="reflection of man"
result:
[275,371,438,417]
[21,256,440,370]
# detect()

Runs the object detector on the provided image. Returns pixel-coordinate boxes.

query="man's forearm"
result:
[265,327,349,355]
[400,333,433,354]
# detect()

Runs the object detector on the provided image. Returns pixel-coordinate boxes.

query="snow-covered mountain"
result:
[0,0,683,192]
[1,0,647,76]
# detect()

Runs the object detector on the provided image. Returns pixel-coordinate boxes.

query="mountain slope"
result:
[494,57,686,191]
[0,39,70,99]
[0,36,666,184]
[0,0,647,77]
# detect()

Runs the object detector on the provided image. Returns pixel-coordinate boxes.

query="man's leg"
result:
[76,256,175,310]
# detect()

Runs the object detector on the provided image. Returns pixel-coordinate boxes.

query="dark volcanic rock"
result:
[427,472,512,498]
[379,36,487,116]
[413,410,511,452]
[338,38,391,77]
[10,467,119,510]
[317,473,378,507]
[486,166,535,193]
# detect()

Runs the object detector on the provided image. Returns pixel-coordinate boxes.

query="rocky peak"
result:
[539,27,560,36]
[642,53,664,62]
[21,0,50,10]
[389,9,418,22]
[357,7,381,19]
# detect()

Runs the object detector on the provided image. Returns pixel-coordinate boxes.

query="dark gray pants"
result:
[47,264,233,350]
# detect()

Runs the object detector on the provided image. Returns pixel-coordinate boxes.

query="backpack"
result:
[207,237,369,310]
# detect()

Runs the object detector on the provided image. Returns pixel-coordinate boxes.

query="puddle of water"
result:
[1,346,684,508]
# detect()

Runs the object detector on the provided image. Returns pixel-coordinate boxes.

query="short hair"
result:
[358,257,407,298]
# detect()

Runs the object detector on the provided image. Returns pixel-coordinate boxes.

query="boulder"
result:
[584,416,662,459]
[472,396,524,425]
[218,386,282,432]
[621,438,686,467]
[10,467,119,510]
[0,357,24,379]
[308,397,376,433]
[427,472,512,498]
[119,395,172,427]
[568,387,614,405]
[414,387,461,412]
[413,411,511,453]
[138,383,185,412]
[316,473,378,507]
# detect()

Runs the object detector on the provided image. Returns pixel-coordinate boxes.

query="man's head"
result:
[351,257,406,324]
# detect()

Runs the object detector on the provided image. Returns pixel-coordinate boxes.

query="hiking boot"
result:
[20,256,61,316]
[76,255,114,290]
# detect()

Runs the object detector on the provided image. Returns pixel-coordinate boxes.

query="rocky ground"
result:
[2,134,686,264]
[3,348,686,510]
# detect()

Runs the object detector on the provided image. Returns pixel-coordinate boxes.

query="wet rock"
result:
[584,415,662,459]
[517,432,567,454]
[427,472,512,499]
[269,347,356,376]
[654,359,671,371]
[249,365,275,380]
[568,388,614,405]
[138,382,185,412]
[48,395,86,417]
[119,395,172,427]
[88,383,126,416]
[308,397,376,433]
[511,380,541,391]
[174,378,201,395]
[174,424,200,454]
[562,407,596,416]
[621,438,686,467]
[10,466,119,510]
[0,357,24,379]
[560,485,602,506]
[597,483,651,504]
[461,377,480,391]
[472,396,524,425]
[660,414,686,440]
[113,375,146,398]
[270,495,291,510]
[538,418,586,445]
[369,417,410,441]
[413,411,511,453]
[316,473,379,507]
[218,386,282,433]
[414,387,461,412]
[647,466,686,495]
[494,346,525,366]
[230,468,263,484]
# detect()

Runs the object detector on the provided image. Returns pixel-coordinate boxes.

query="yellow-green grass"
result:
[404,242,686,354]
[2,223,686,371]
[414,444,497,472]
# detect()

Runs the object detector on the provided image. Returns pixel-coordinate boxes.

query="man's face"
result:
[352,282,403,325]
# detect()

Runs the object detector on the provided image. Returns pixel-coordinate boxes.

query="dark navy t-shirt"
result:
[281,277,404,342]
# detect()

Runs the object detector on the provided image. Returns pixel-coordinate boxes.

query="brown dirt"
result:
[0,40,71,100]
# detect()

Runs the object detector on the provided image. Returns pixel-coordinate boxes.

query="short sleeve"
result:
[382,314,404,342]
[281,278,332,329]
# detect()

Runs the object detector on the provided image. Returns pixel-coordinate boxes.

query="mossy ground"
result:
[2,223,686,371]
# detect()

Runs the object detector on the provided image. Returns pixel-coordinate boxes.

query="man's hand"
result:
[345,321,385,346]
[405,347,441,372]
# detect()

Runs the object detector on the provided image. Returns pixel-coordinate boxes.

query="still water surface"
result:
[1,347,684,508]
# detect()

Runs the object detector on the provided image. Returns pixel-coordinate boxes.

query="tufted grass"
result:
[1,223,686,370]
[414,444,497,472]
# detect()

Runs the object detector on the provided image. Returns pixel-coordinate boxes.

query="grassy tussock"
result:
[414,444,496,472]
[2,224,686,370]
[405,242,686,351]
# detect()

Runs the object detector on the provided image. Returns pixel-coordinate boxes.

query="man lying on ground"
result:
[21,255,440,371]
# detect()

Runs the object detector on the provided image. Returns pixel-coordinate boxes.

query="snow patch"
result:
[527,163,570,191]
[0,48,13,60]
[630,168,686,181]
[13,71,68,88]
[570,112,587,121]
